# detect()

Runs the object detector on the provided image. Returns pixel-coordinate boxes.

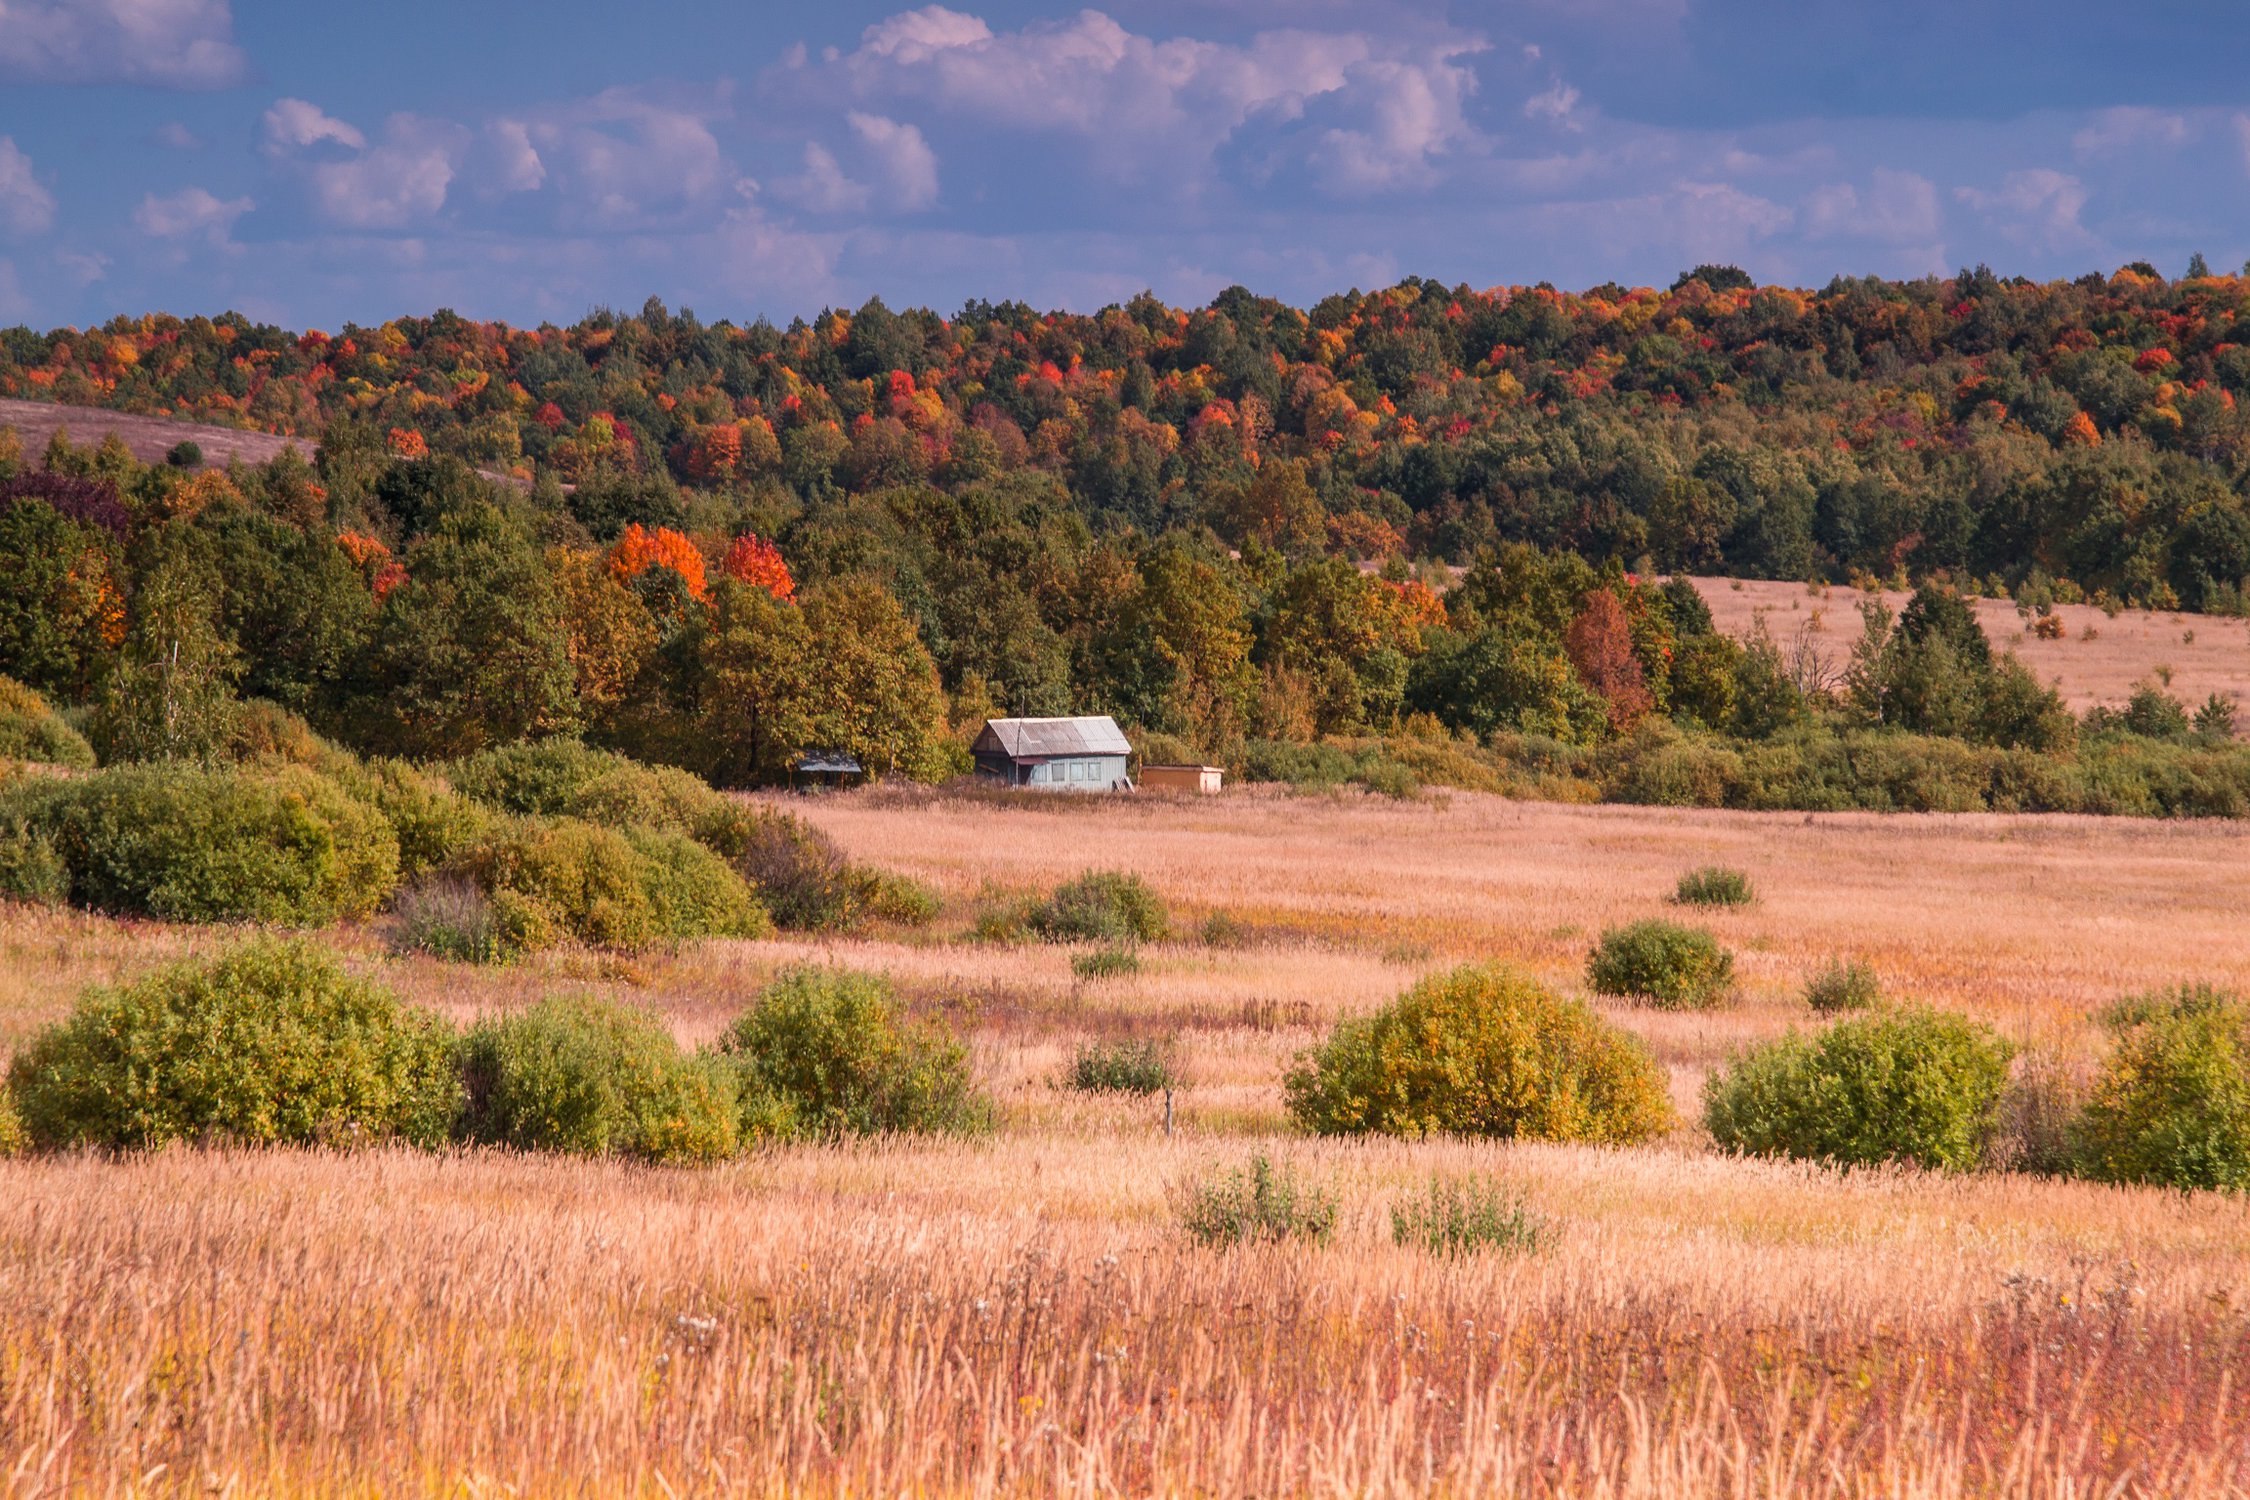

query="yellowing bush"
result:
[1284,963,1675,1144]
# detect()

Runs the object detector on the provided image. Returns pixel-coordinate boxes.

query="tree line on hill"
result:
[4,267,2250,812]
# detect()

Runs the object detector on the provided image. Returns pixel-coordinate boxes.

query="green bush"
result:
[322,754,490,881]
[7,939,460,1150]
[1177,1154,1337,1248]
[2073,987,2250,1191]
[714,966,991,1140]
[1071,945,1141,980]
[1703,1007,2015,1172]
[0,1086,25,1157]
[0,792,68,905]
[1805,958,1881,1014]
[621,828,773,942]
[448,737,764,852]
[0,674,94,769]
[1390,1173,1543,1257]
[851,867,940,926]
[1285,963,1675,1143]
[1672,866,1754,907]
[1031,870,1169,944]
[7,763,400,924]
[1068,1036,1177,1095]
[1586,920,1735,1009]
[462,817,766,951]
[460,993,738,1164]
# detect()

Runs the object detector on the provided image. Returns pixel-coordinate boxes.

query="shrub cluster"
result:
[0,762,400,924]
[1285,963,1675,1144]
[1672,866,1755,907]
[1176,1153,1337,1248]
[1587,920,1735,1009]
[2074,987,2250,1191]
[0,674,94,769]
[6,946,992,1165]
[7,940,459,1150]
[715,967,991,1140]
[1031,870,1170,944]
[461,994,740,1164]
[448,739,933,934]
[1703,1007,2015,1172]
[1389,1173,1544,1257]
[1068,1036,1177,1095]
[1805,958,1882,1013]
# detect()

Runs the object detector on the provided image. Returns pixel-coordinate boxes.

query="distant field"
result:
[0,395,310,469]
[4,789,2248,1495]
[1694,576,2250,720]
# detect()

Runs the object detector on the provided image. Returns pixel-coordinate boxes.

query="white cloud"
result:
[477,120,546,194]
[1305,49,1484,193]
[262,98,367,155]
[133,185,251,245]
[2072,107,2191,159]
[1955,168,2091,250]
[0,137,57,236]
[55,246,108,284]
[1804,167,1940,244]
[0,0,245,87]
[530,90,731,227]
[153,121,201,150]
[779,141,870,214]
[308,122,463,230]
[849,111,939,209]
[1523,80,1582,131]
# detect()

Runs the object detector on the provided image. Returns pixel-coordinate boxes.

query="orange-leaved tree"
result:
[1564,588,1653,731]
[721,532,795,601]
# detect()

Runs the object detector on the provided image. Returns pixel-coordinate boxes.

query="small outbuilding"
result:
[791,750,864,789]
[1139,763,1224,794]
[972,716,1134,791]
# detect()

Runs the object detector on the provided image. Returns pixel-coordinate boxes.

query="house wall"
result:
[1021,754,1131,791]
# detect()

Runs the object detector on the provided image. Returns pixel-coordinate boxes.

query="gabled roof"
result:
[794,750,863,774]
[973,715,1132,759]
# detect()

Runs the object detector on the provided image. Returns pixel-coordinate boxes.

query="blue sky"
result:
[1,0,2247,330]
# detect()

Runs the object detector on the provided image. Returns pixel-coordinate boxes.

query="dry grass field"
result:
[1694,576,2250,723]
[5,789,2250,1496]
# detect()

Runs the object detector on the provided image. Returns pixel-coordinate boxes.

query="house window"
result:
[1068,761,1085,781]
[1030,764,1047,783]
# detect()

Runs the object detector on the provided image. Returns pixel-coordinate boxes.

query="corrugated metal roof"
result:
[974,716,1133,759]
[794,751,863,774]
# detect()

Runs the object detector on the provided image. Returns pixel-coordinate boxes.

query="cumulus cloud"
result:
[789,7,1478,194]
[308,122,464,230]
[1956,168,2092,251]
[528,90,732,227]
[262,98,367,155]
[477,120,546,194]
[778,142,870,214]
[1803,167,1940,244]
[133,185,251,245]
[2072,107,2191,159]
[1523,80,1583,131]
[0,137,57,236]
[0,0,245,87]
[849,111,939,209]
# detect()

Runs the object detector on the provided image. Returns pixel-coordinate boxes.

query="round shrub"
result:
[1805,958,1881,1014]
[325,755,491,882]
[18,763,399,924]
[1672,866,1754,907]
[715,966,992,1140]
[1032,870,1169,944]
[1703,1006,2014,1172]
[0,674,94,769]
[460,993,739,1164]
[1069,1036,1177,1095]
[621,828,772,942]
[1587,920,1735,1009]
[0,792,68,905]
[2074,987,2250,1191]
[6,939,460,1150]
[1284,963,1676,1143]
[0,1086,25,1157]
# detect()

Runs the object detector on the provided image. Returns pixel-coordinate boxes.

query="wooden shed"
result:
[972,716,1134,791]
[1138,764,1224,794]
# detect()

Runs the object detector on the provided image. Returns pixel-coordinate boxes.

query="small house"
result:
[972,716,1133,791]
[1139,763,1224,794]
[791,750,863,789]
